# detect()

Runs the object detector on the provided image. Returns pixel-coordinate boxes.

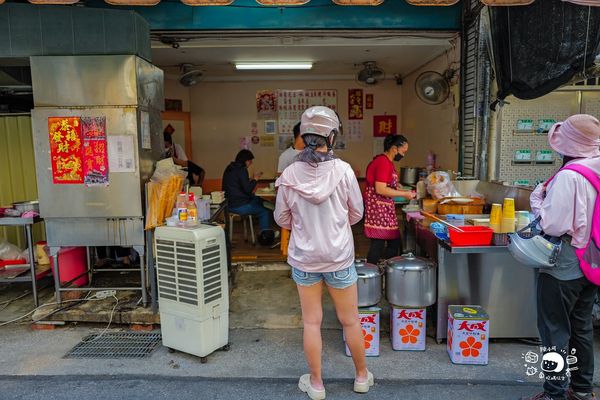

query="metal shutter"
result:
[460,0,487,179]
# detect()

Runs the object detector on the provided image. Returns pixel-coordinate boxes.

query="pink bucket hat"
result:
[548,114,600,158]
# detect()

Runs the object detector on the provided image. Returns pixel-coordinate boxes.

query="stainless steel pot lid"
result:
[354,259,377,268]
[386,252,435,271]
[355,261,381,278]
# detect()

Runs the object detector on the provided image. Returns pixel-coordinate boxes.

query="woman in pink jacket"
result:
[522,114,599,400]
[275,106,371,400]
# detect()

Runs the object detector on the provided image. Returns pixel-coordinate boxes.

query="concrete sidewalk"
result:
[0,269,598,394]
[1,324,599,388]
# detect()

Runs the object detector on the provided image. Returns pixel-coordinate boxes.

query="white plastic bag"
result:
[0,239,24,261]
[426,172,461,199]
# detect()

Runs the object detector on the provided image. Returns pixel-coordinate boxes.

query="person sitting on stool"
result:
[222,149,279,245]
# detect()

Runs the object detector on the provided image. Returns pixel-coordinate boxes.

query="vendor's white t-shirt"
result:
[174,143,188,162]
[277,146,301,173]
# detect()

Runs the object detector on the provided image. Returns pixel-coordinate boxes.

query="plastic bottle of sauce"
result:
[177,192,188,226]
[187,192,198,226]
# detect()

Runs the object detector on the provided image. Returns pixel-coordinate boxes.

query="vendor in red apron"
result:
[364,134,416,265]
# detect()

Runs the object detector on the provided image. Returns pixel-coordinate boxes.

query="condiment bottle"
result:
[187,192,198,226]
[177,191,188,226]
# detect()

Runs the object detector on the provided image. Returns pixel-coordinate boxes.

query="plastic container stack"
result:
[501,198,516,234]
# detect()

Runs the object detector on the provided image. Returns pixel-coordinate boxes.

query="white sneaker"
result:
[298,374,326,400]
[353,370,374,393]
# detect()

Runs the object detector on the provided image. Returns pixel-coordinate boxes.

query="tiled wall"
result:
[498,91,600,185]
[582,92,600,116]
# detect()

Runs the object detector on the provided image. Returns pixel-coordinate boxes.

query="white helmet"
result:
[507,217,562,268]
[300,106,340,138]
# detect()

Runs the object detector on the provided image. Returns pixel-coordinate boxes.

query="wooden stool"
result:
[228,213,256,245]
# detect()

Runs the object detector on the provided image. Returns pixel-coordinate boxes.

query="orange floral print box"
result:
[390,306,426,351]
[344,307,380,357]
[447,305,489,365]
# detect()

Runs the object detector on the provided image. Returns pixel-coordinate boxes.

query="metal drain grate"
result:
[64,332,162,359]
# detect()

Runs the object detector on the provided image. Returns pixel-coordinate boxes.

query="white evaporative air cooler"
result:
[154,224,229,361]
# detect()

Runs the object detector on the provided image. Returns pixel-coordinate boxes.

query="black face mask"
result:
[394,153,403,162]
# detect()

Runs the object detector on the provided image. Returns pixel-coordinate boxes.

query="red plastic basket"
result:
[0,259,26,269]
[449,226,494,246]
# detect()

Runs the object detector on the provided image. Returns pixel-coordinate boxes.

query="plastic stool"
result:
[229,213,256,245]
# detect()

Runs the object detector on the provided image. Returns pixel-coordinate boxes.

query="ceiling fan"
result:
[179,64,203,87]
[356,61,385,86]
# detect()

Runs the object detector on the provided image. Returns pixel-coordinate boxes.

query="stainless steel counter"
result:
[407,217,539,341]
[435,239,538,342]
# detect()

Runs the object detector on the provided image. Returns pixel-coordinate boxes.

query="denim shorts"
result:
[291,264,358,289]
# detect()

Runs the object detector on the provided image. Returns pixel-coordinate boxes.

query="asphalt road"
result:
[1,375,542,400]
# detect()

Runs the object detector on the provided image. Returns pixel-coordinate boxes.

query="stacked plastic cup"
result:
[489,203,503,233]
[501,198,516,233]
[490,203,509,246]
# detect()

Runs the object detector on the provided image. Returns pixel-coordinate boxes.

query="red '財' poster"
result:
[48,117,84,184]
[373,115,397,137]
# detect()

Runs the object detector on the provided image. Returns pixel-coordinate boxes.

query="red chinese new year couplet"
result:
[82,117,109,186]
[373,115,397,137]
[366,94,374,109]
[348,89,363,120]
[48,117,84,184]
[256,90,277,118]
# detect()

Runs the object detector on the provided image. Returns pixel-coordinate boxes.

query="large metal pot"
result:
[385,253,436,307]
[12,200,39,214]
[400,167,422,186]
[355,259,382,307]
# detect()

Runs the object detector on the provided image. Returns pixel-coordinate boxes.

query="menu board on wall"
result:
[277,89,337,134]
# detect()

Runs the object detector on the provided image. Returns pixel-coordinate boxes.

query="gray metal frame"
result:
[49,244,148,306]
[0,217,44,307]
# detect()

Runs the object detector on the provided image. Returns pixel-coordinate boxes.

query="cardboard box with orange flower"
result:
[447,305,489,365]
[391,306,426,351]
[344,307,380,357]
